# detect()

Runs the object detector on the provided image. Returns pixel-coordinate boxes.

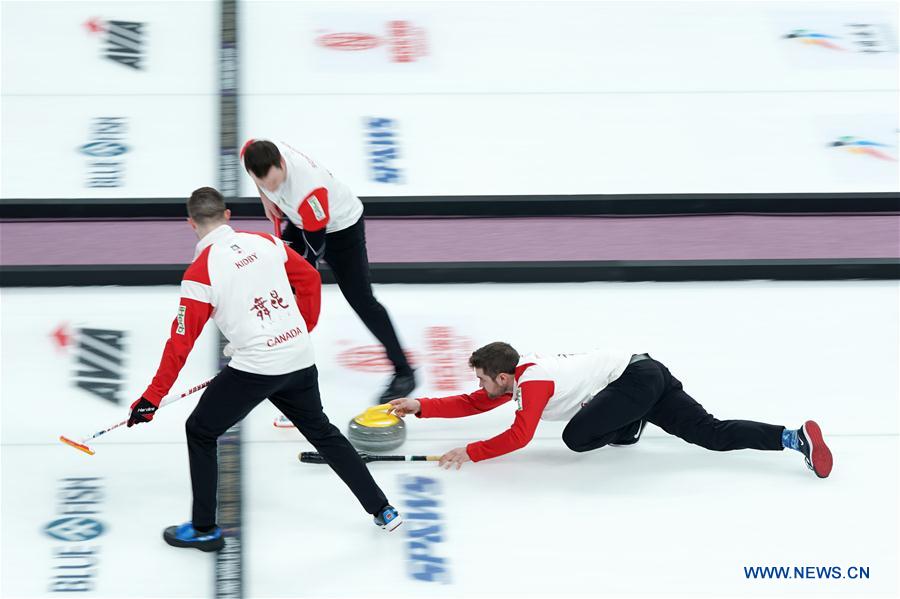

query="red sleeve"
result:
[297,187,330,232]
[284,245,321,331]
[417,388,512,418]
[465,380,554,462]
[142,252,213,404]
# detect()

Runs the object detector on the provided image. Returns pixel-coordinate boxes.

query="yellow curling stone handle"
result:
[353,404,401,428]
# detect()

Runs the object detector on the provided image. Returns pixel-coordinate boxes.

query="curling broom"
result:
[59,378,213,455]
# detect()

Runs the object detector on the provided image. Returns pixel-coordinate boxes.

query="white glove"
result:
[223,343,235,357]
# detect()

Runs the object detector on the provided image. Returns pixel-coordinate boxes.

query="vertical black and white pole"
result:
[215,1,243,597]
[218,0,239,201]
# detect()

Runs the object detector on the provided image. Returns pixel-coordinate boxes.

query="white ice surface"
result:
[2,281,898,598]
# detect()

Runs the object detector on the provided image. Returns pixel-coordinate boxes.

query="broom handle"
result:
[299,451,440,464]
[78,379,213,444]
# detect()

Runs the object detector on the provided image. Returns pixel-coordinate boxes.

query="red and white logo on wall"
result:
[311,17,430,70]
[337,325,474,392]
[317,20,428,63]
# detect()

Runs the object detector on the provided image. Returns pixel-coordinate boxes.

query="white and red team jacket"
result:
[255,140,364,234]
[417,349,634,462]
[141,225,322,404]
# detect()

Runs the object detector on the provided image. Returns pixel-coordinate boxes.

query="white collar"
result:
[194,224,234,259]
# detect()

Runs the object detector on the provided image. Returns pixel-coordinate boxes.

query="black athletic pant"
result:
[283,218,410,374]
[561,358,785,453]
[185,365,388,528]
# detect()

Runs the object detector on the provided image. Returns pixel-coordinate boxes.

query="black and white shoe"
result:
[609,420,646,447]
[797,420,833,478]
[376,371,416,404]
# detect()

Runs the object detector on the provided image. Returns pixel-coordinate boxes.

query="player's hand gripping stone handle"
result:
[58,378,213,455]
[386,398,421,417]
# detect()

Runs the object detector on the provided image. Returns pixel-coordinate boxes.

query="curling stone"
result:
[347,404,406,452]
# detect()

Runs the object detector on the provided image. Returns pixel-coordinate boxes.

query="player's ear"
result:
[223,209,232,221]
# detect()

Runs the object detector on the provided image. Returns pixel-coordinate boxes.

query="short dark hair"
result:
[187,187,227,224]
[242,140,282,179]
[469,342,519,378]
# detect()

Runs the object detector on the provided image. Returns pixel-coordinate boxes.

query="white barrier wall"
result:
[239,0,899,196]
[241,2,899,94]
[0,0,218,198]
[1,1,897,199]
[1,96,217,197]
[241,94,899,195]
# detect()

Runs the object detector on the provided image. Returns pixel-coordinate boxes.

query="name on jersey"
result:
[267,326,303,348]
[234,252,258,269]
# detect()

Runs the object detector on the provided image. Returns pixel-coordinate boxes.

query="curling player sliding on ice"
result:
[389,342,833,478]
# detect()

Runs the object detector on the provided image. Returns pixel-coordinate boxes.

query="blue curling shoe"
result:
[163,522,225,552]
[373,505,402,532]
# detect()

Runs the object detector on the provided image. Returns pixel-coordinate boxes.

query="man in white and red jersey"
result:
[388,342,833,479]
[240,139,415,408]
[128,187,402,552]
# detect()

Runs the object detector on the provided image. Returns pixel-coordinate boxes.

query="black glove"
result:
[300,228,326,268]
[281,220,303,248]
[127,397,158,427]
[281,222,326,268]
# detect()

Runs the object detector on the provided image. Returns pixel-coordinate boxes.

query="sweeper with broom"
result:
[62,187,402,551]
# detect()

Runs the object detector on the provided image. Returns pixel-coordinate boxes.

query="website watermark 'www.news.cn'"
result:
[744,566,870,580]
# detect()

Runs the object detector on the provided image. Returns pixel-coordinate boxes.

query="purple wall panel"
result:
[1,215,898,266]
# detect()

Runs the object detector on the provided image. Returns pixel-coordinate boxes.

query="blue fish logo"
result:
[80,141,128,158]
[44,517,105,542]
